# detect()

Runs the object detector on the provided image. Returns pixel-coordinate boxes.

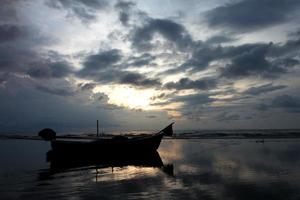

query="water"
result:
[1,138,300,199]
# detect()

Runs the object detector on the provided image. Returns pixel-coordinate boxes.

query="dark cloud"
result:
[270,36,300,57]
[118,71,160,87]
[0,5,63,81]
[119,12,130,26]
[115,1,135,10]
[78,82,97,91]
[78,49,122,77]
[205,0,300,32]
[0,0,18,24]
[216,112,240,121]
[273,58,300,68]
[0,22,44,74]
[243,83,286,95]
[272,95,300,112]
[77,49,160,88]
[162,35,299,81]
[115,1,135,26]
[173,93,214,106]
[205,35,236,44]
[177,43,268,74]
[257,95,300,112]
[0,24,26,42]
[35,84,75,96]
[0,75,116,133]
[131,18,193,51]
[220,43,285,78]
[197,38,299,76]
[27,61,73,79]
[0,46,36,73]
[150,93,172,101]
[180,43,223,72]
[46,0,108,23]
[164,77,217,90]
[127,53,155,67]
[78,66,160,88]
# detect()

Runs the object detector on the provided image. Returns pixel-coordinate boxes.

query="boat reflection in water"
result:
[39,149,173,181]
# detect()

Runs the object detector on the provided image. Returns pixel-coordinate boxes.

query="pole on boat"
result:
[97,120,99,137]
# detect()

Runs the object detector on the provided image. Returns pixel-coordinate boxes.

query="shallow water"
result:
[1,139,300,200]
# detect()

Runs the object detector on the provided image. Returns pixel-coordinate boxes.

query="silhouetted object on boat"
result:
[39,123,174,154]
[38,128,56,141]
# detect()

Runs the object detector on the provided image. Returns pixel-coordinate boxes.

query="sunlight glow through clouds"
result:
[94,85,155,110]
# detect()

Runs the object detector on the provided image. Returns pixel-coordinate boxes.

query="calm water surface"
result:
[1,139,300,200]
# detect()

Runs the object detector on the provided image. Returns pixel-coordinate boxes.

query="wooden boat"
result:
[39,123,174,155]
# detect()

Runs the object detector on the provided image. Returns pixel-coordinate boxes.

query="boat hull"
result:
[51,133,164,156]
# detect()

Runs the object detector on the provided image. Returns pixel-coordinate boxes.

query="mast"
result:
[97,120,99,137]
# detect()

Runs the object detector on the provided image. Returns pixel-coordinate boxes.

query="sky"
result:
[0,0,300,133]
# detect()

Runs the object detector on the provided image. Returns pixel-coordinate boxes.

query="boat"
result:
[39,122,174,155]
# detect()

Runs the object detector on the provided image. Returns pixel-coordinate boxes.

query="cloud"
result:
[35,84,75,96]
[46,0,108,23]
[115,1,136,26]
[0,0,18,24]
[78,82,97,91]
[0,75,117,133]
[127,53,155,67]
[173,93,214,106]
[177,42,273,74]
[118,71,160,87]
[179,43,223,72]
[78,66,160,88]
[257,95,300,112]
[177,37,300,77]
[216,111,240,121]
[205,35,236,44]
[164,77,217,90]
[131,18,193,51]
[272,95,300,112]
[270,36,300,57]
[77,49,160,88]
[243,83,286,95]
[78,49,122,77]
[273,58,300,69]
[220,43,286,78]
[0,24,26,42]
[27,61,73,79]
[205,0,300,32]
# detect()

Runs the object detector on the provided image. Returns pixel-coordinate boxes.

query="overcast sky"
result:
[1,0,300,133]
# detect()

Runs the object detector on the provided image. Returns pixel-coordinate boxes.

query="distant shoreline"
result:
[1,132,300,141]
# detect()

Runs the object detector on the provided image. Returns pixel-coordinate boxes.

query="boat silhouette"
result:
[39,123,174,155]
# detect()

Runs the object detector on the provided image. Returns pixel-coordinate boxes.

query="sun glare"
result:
[94,85,155,110]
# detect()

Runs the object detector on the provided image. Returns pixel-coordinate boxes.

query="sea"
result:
[1,129,300,200]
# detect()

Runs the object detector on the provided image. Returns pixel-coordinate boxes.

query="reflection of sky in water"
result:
[159,139,300,199]
[92,166,160,182]
[1,139,300,199]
